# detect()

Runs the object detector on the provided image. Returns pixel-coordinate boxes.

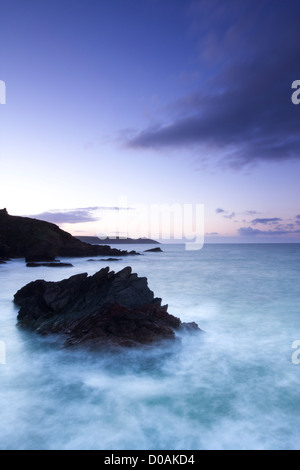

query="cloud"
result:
[238,226,300,237]
[215,208,236,219]
[29,206,133,225]
[30,209,100,225]
[206,232,219,236]
[238,227,262,236]
[245,210,259,215]
[125,1,300,169]
[251,218,282,225]
[223,212,236,220]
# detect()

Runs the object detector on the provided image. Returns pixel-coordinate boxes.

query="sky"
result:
[0,0,300,243]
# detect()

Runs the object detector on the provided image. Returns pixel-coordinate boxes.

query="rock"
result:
[14,266,201,348]
[0,256,10,264]
[63,303,179,348]
[0,208,8,216]
[180,321,200,333]
[0,209,139,262]
[144,247,163,252]
[88,258,122,262]
[25,244,56,262]
[26,262,74,268]
[99,258,122,261]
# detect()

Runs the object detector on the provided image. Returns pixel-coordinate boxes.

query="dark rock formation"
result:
[144,247,163,253]
[99,258,122,261]
[88,258,122,262]
[0,209,139,262]
[14,266,200,348]
[26,262,74,268]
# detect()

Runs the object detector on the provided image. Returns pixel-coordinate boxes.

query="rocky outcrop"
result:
[14,266,200,348]
[144,247,163,252]
[26,262,74,268]
[0,209,138,261]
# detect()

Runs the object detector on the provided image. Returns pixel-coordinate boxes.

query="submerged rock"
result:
[14,266,200,348]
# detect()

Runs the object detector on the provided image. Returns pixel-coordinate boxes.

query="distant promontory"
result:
[0,209,138,262]
[76,236,160,245]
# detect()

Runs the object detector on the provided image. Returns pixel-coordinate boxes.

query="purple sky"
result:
[0,0,299,242]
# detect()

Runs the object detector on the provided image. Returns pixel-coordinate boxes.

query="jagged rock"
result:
[0,209,139,262]
[64,303,179,348]
[14,266,201,348]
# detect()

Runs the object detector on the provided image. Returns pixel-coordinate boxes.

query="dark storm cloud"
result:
[126,0,300,168]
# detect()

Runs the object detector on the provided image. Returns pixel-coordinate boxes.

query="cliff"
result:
[0,209,138,261]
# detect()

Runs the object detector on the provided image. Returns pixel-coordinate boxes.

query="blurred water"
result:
[0,243,299,450]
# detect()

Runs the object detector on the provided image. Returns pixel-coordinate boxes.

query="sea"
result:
[0,243,299,450]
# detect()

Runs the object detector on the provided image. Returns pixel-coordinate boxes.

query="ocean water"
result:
[0,243,299,450]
